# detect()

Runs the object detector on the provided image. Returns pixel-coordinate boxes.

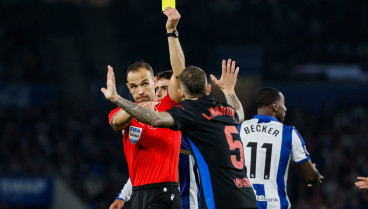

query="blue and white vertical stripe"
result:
[240,115,310,209]
[182,136,216,209]
[179,153,201,209]
[180,137,201,209]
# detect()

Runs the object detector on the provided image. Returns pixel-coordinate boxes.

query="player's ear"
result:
[126,83,132,93]
[206,84,211,94]
[273,102,278,112]
[154,76,158,87]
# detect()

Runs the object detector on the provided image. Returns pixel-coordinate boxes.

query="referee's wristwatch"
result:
[166,30,179,38]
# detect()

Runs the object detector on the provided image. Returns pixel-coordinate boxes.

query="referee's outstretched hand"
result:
[163,7,181,32]
[101,65,119,103]
[355,177,368,189]
[210,59,239,95]
[109,199,124,209]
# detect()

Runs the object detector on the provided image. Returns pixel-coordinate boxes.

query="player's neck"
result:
[184,97,199,100]
[257,108,275,118]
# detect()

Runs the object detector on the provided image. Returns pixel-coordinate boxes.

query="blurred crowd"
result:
[1,94,368,209]
[0,99,129,209]
[286,96,368,209]
[0,0,368,83]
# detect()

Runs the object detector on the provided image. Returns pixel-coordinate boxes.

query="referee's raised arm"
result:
[164,7,186,103]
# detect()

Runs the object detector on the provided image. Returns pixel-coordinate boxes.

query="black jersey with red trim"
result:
[166,95,257,209]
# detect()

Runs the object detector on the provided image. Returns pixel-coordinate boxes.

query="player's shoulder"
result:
[240,118,256,126]
[279,124,298,134]
[240,117,283,125]
[178,98,198,108]
[290,126,304,139]
[283,124,295,129]
[280,124,305,141]
[166,99,198,117]
[283,124,299,133]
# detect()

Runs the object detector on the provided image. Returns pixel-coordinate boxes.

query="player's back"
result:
[239,115,310,209]
[167,95,258,209]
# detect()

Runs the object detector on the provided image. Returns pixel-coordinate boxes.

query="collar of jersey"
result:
[252,115,279,123]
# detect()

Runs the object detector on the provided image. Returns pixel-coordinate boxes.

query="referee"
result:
[101,59,258,209]
[107,7,185,209]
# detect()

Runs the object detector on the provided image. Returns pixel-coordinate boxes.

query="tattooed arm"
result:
[210,59,245,123]
[101,65,176,128]
[114,97,175,128]
[224,91,244,123]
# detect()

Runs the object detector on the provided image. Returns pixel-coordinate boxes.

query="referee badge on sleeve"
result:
[129,126,142,144]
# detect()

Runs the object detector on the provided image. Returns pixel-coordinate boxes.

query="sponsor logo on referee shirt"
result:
[129,126,142,144]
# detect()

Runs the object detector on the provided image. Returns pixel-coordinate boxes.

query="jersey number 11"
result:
[246,142,273,180]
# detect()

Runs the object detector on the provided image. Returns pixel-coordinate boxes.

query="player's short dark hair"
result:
[255,88,281,108]
[126,61,154,79]
[179,66,207,97]
[157,70,173,81]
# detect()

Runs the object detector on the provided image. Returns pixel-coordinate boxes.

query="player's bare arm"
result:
[109,75,160,130]
[109,199,124,209]
[299,160,324,187]
[114,96,175,128]
[210,59,245,123]
[111,109,133,130]
[164,7,186,103]
[101,66,176,128]
[355,177,368,189]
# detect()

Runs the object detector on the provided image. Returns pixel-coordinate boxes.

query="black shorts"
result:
[131,182,181,209]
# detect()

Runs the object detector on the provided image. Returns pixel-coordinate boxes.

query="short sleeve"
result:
[166,101,197,131]
[108,107,122,131]
[291,127,310,164]
[116,178,132,202]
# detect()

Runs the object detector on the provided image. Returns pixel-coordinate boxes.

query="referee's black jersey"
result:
[167,95,257,209]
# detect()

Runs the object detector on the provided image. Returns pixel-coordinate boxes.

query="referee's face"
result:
[126,68,155,103]
[276,93,287,123]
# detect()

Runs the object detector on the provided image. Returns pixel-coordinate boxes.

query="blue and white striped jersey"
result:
[179,153,201,209]
[239,115,310,209]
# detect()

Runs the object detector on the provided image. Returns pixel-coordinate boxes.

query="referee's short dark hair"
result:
[255,88,281,108]
[126,61,154,79]
[179,66,207,97]
[157,70,173,81]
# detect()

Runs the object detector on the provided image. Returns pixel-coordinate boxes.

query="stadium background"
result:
[1,0,368,208]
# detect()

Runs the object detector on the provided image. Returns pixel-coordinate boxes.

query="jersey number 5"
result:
[225,126,244,170]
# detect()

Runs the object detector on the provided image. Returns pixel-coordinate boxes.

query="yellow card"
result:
[162,0,175,11]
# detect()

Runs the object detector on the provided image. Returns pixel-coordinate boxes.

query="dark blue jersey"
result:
[179,153,201,209]
[167,95,257,209]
